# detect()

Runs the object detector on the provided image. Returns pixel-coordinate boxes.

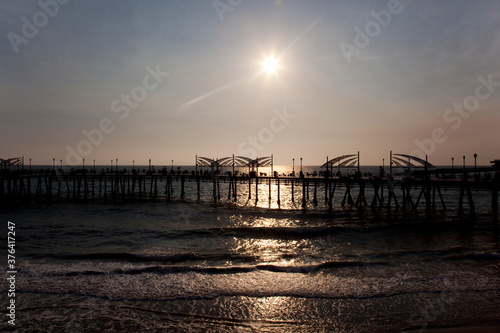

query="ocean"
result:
[1,166,499,332]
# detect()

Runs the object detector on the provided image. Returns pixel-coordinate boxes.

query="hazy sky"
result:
[1,0,499,166]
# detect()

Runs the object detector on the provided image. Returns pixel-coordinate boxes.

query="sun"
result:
[262,57,279,74]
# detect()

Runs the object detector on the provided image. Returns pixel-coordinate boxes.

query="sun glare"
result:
[263,57,279,74]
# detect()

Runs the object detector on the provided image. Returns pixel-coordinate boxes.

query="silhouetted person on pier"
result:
[379,167,385,178]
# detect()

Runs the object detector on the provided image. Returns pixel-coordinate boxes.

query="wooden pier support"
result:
[306,179,310,201]
[65,176,70,198]
[212,173,217,203]
[233,176,237,201]
[492,184,498,221]
[355,179,367,208]
[268,178,272,203]
[302,178,306,209]
[7,178,12,200]
[341,179,354,207]
[255,177,258,204]
[166,175,172,200]
[380,182,384,203]
[415,181,431,211]
[459,179,475,214]
[386,177,400,210]
[36,176,42,201]
[181,175,185,199]
[436,185,446,210]
[0,178,4,204]
[371,179,383,208]
[402,181,415,210]
[324,177,329,203]
[154,176,158,199]
[313,180,318,206]
[72,176,77,199]
[328,180,337,213]
[196,176,201,201]
[277,177,281,208]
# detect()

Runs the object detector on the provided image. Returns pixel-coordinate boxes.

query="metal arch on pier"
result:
[0,157,23,168]
[391,153,435,168]
[320,154,358,168]
[249,156,272,167]
[196,157,219,168]
[196,155,273,169]
[217,156,249,167]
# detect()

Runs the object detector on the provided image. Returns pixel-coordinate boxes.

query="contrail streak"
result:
[280,16,322,56]
[179,79,243,112]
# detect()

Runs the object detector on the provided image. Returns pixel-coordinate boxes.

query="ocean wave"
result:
[142,225,355,240]
[446,251,500,261]
[369,246,471,260]
[42,252,250,263]
[49,260,381,277]
[209,225,352,238]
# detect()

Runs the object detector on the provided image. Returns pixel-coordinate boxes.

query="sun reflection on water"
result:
[232,238,307,263]
[229,214,307,228]
[249,296,293,321]
[226,215,321,264]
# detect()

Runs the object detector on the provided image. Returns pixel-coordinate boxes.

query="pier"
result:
[1,167,498,220]
[1,153,498,218]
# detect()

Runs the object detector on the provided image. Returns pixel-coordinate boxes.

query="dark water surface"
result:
[1,199,499,332]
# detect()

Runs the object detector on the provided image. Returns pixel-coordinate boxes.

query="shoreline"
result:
[403,322,500,333]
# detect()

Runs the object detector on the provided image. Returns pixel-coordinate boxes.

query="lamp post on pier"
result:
[292,158,295,177]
